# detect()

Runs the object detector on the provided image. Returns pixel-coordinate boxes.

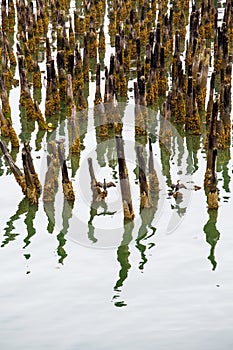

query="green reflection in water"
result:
[160,144,172,187]
[136,195,158,271]
[19,107,36,143]
[57,199,74,264]
[113,220,134,307]
[96,138,107,167]
[0,155,4,176]
[203,209,220,271]
[186,135,200,174]
[70,153,80,178]
[217,149,231,194]
[1,197,29,247]
[87,202,105,244]
[23,202,38,248]
[35,129,46,152]
[173,132,185,169]
[44,201,56,234]
[87,200,117,244]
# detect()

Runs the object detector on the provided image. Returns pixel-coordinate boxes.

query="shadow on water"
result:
[203,209,220,270]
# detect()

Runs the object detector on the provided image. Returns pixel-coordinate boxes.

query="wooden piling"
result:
[57,142,75,201]
[22,150,39,205]
[43,154,58,203]
[0,109,19,148]
[116,135,134,220]
[23,142,42,194]
[148,138,159,194]
[0,140,26,194]
[204,98,219,209]
[136,145,152,208]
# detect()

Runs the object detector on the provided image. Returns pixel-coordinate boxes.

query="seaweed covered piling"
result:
[136,145,152,208]
[148,138,159,194]
[0,109,19,148]
[57,142,75,201]
[0,140,26,194]
[0,140,40,204]
[204,99,219,209]
[23,142,42,195]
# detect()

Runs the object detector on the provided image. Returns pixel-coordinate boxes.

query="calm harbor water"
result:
[1,106,233,348]
[1,0,233,349]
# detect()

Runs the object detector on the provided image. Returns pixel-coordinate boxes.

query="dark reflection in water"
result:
[203,209,220,270]
[170,195,187,217]
[186,135,201,174]
[88,201,116,243]
[217,149,231,195]
[173,131,185,169]
[136,196,158,271]
[88,204,99,244]
[35,129,46,152]
[87,201,109,244]
[23,203,38,248]
[1,197,29,247]
[44,201,56,234]
[160,144,172,187]
[1,197,38,272]
[113,220,134,307]
[57,199,74,264]
[0,154,4,176]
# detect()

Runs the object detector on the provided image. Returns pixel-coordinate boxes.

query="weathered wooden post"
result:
[148,138,159,194]
[136,145,152,208]
[116,135,134,220]
[94,63,102,105]
[204,98,219,209]
[23,142,41,194]
[0,109,19,148]
[69,104,81,154]
[0,140,26,194]
[22,149,39,205]
[57,142,75,201]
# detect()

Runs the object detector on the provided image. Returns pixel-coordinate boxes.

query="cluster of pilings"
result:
[0,138,75,204]
[0,0,233,215]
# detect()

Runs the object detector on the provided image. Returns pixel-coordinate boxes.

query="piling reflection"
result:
[135,138,159,270]
[203,209,220,270]
[23,202,38,249]
[136,203,158,271]
[57,199,74,264]
[160,144,172,187]
[1,197,38,253]
[217,149,231,195]
[0,153,4,177]
[113,221,134,308]
[186,135,201,174]
[43,201,56,234]
[1,198,28,247]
